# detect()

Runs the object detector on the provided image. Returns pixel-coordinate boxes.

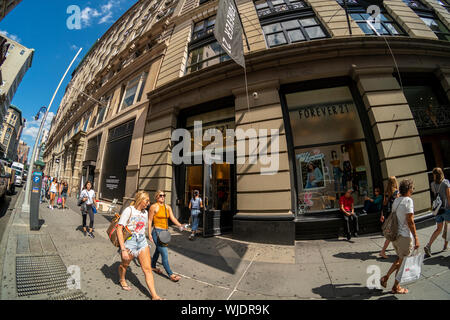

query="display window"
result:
[285,86,373,214]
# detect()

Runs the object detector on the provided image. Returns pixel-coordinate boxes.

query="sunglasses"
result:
[159,194,166,198]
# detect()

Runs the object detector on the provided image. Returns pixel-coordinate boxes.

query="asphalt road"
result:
[0,186,20,243]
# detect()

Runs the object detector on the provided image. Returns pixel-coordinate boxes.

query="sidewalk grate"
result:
[16,255,70,297]
[48,290,87,300]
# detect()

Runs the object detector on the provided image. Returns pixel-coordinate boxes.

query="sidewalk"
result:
[1,191,449,300]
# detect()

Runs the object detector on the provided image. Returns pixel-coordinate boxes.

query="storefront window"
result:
[285,86,373,214]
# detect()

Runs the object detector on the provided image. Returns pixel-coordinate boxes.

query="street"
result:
[0,189,449,300]
[0,186,20,243]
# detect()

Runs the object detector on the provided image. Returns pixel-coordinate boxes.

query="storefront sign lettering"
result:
[298,103,351,120]
[296,151,324,163]
[105,176,119,190]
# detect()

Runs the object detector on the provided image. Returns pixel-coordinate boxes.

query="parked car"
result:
[11,162,24,187]
[0,162,10,201]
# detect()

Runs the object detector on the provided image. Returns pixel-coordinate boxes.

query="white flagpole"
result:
[22,48,83,215]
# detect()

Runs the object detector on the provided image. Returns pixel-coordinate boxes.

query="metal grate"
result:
[48,290,87,300]
[16,255,70,297]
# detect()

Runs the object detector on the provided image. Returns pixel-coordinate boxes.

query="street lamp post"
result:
[22,48,83,215]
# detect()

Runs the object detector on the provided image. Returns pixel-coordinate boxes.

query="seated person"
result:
[362,187,383,214]
[340,188,359,240]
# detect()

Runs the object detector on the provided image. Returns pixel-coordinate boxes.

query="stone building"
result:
[0,0,22,22]
[0,105,23,160]
[44,0,450,243]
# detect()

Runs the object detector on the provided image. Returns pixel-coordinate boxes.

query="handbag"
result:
[156,204,171,247]
[432,182,446,216]
[382,198,403,242]
[106,213,132,247]
[57,197,62,205]
[395,249,424,284]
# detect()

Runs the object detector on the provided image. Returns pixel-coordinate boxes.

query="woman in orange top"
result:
[149,190,185,282]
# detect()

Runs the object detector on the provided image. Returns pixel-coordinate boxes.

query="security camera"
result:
[252,92,258,99]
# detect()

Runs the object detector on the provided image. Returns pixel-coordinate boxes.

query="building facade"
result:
[0,0,21,22]
[0,34,33,121]
[16,139,28,164]
[0,105,23,160]
[44,0,450,243]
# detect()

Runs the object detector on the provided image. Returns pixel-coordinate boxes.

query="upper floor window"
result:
[337,0,407,36]
[255,0,328,48]
[119,73,148,111]
[403,0,450,40]
[255,0,307,19]
[186,17,231,75]
[437,0,450,12]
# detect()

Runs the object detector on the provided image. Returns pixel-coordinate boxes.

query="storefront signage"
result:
[105,176,119,191]
[296,151,324,163]
[214,0,245,68]
[298,103,351,120]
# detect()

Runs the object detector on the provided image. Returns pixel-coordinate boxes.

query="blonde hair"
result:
[154,190,165,201]
[386,176,398,197]
[131,191,150,208]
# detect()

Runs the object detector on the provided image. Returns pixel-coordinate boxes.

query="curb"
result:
[0,188,24,297]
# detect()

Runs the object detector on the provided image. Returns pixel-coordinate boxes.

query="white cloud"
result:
[22,112,55,140]
[70,44,80,51]
[0,30,21,43]
[80,0,124,28]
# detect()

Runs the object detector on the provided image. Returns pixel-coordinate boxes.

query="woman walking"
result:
[116,191,162,300]
[188,190,203,240]
[60,181,69,209]
[80,181,97,238]
[150,190,185,282]
[379,176,399,259]
[48,178,59,210]
[424,168,450,256]
[380,179,419,294]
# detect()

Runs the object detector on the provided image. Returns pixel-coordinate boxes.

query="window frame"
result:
[254,0,309,20]
[118,73,148,112]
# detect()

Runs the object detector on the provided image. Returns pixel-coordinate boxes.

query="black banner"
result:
[214,0,245,68]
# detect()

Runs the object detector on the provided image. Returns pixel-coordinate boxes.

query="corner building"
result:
[44,0,450,244]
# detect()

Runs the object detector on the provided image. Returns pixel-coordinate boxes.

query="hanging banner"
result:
[214,0,245,68]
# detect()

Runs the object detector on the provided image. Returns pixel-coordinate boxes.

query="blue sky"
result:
[0,0,137,161]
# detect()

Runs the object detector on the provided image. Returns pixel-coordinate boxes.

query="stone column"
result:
[352,66,430,214]
[232,80,294,245]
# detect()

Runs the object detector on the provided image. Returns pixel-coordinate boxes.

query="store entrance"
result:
[184,161,235,236]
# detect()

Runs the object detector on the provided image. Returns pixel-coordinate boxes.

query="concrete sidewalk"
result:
[1,191,449,300]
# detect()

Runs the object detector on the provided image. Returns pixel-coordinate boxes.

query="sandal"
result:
[170,274,181,282]
[119,280,131,291]
[380,276,388,289]
[379,252,388,259]
[391,286,408,294]
[152,268,164,275]
[152,295,164,300]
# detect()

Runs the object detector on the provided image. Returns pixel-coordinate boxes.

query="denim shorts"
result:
[435,209,450,224]
[124,233,148,257]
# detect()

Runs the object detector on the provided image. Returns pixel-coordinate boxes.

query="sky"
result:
[0,0,137,161]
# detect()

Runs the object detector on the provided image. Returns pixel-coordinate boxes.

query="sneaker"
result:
[424,245,432,257]
[346,234,351,241]
[88,232,95,239]
[189,234,194,241]
[353,232,358,238]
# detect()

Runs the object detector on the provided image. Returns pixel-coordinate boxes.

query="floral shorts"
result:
[124,234,148,257]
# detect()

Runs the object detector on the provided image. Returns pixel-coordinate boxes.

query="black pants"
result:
[82,205,94,229]
[342,213,359,236]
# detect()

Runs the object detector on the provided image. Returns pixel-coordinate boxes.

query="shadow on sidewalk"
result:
[100,262,152,299]
[423,255,450,269]
[312,283,387,300]
[168,234,249,274]
[333,251,398,262]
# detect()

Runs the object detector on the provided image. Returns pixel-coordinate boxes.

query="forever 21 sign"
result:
[214,0,245,68]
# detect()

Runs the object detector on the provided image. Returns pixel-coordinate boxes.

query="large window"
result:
[403,0,450,40]
[186,17,230,74]
[285,86,374,214]
[120,72,148,110]
[255,0,328,48]
[337,0,406,36]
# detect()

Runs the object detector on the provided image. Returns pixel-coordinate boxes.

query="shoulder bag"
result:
[382,198,404,242]
[432,182,446,216]
[106,212,132,248]
[156,204,171,247]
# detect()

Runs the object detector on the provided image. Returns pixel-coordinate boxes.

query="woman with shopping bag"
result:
[379,179,419,294]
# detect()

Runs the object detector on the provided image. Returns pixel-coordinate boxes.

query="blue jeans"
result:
[151,228,173,277]
[435,209,450,224]
[191,209,201,231]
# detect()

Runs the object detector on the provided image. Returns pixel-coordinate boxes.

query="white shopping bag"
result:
[396,250,424,284]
